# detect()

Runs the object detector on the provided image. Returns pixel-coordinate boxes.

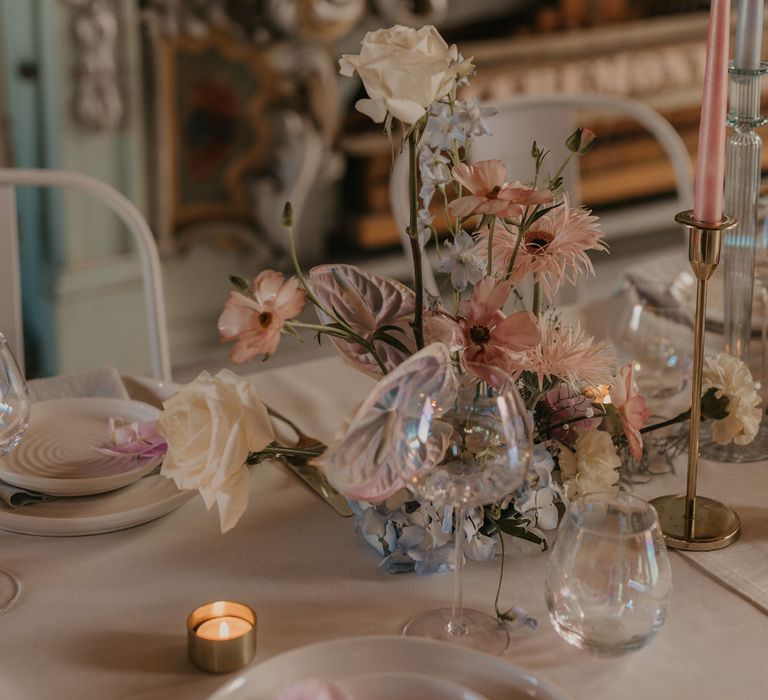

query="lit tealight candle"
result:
[187,601,257,673]
[195,615,253,641]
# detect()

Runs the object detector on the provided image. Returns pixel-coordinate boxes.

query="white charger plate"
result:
[0,398,163,496]
[0,474,194,536]
[208,636,571,700]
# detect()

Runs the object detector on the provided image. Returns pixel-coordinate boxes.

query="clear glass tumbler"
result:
[545,492,671,656]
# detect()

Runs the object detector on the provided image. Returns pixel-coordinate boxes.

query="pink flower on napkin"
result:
[218,270,307,363]
[609,363,650,461]
[95,419,167,459]
[276,680,350,700]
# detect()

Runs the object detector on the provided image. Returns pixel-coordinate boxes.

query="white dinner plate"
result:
[208,636,571,700]
[0,474,194,536]
[0,398,163,496]
[337,671,487,700]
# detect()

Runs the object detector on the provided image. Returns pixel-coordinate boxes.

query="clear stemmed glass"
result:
[545,492,672,656]
[611,298,694,403]
[398,367,532,655]
[0,333,31,613]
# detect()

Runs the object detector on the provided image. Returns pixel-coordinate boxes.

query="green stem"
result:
[486,217,496,276]
[533,279,542,318]
[641,410,691,434]
[287,320,389,375]
[247,444,326,463]
[504,228,525,280]
[494,523,506,620]
[408,128,425,350]
[550,153,574,190]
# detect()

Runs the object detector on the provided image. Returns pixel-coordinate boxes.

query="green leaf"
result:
[377,324,407,336]
[372,331,410,355]
[495,520,545,548]
[526,202,563,227]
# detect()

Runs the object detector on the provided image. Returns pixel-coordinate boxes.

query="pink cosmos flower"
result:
[425,277,540,384]
[218,270,307,363]
[609,364,650,461]
[448,160,552,219]
[479,196,605,300]
[95,419,167,460]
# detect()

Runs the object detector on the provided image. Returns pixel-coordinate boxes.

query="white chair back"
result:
[0,169,172,381]
[390,93,694,297]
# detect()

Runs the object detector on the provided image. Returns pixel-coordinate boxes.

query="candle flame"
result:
[219,620,230,639]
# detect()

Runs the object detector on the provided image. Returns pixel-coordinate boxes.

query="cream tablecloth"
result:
[1,356,767,700]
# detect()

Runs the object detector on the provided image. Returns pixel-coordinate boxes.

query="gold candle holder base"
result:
[650,495,740,551]
[651,210,740,552]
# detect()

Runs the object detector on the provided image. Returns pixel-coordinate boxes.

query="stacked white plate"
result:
[209,636,572,700]
[0,398,193,536]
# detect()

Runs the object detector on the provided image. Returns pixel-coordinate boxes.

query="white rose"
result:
[158,369,275,533]
[558,430,620,499]
[702,353,762,446]
[339,24,473,125]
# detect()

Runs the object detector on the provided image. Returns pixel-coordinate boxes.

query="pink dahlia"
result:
[448,160,552,219]
[609,363,650,461]
[480,196,605,300]
[218,270,307,363]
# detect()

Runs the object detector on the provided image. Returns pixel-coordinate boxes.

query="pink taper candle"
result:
[693,0,731,224]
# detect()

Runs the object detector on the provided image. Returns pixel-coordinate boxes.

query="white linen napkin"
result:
[0,367,130,508]
[27,366,129,402]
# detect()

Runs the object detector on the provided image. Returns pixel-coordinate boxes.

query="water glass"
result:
[545,492,671,656]
[0,334,30,456]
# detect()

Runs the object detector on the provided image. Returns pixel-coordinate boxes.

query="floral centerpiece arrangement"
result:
[102,26,762,580]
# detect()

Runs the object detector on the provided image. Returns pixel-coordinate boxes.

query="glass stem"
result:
[449,505,466,636]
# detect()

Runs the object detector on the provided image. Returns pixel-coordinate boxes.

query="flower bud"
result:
[282,201,293,227]
[566,128,596,155]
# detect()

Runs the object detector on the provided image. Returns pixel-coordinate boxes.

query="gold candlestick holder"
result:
[650,210,741,551]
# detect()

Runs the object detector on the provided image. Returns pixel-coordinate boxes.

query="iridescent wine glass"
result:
[0,334,30,613]
[398,366,532,655]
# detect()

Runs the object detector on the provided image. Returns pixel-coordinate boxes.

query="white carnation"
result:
[702,353,762,446]
[558,430,620,499]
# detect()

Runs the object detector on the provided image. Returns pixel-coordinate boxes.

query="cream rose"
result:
[158,369,275,533]
[702,353,762,445]
[558,430,620,499]
[339,24,473,125]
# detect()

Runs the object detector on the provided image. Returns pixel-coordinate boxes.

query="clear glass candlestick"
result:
[723,63,766,358]
[703,62,768,462]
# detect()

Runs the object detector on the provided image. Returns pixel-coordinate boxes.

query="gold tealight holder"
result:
[650,210,741,551]
[187,601,257,673]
